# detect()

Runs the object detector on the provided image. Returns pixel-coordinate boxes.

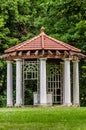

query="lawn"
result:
[0,107,86,130]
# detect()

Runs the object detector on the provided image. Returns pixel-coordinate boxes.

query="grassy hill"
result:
[0,107,86,130]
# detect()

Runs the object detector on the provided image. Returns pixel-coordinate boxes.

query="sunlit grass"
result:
[0,107,86,130]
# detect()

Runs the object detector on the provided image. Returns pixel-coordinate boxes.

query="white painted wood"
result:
[73,60,79,106]
[63,58,72,106]
[40,58,47,105]
[7,61,13,107]
[15,59,23,106]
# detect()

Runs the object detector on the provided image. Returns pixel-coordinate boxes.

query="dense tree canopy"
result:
[0,0,86,106]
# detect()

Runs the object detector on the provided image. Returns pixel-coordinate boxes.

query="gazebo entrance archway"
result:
[23,60,40,105]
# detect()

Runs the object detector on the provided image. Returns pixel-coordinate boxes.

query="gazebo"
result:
[0,27,85,107]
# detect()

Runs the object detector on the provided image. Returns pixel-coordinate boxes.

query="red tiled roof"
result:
[5,27,81,53]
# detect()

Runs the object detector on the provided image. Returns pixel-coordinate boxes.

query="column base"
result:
[7,104,13,107]
[73,103,80,107]
[39,103,48,106]
[15,103,23,107]
[34,103,52,107]
[63,103,72,107]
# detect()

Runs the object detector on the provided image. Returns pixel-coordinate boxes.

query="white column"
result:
[40,58,47,105]
[73,60,79,106]
[7,61,13,107]
[63,58,72,106]
[15,59,23,106]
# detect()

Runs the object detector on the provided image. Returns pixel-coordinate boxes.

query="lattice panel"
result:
[47,62,63,104]
[23,61,39,80]
[22,60,40,105]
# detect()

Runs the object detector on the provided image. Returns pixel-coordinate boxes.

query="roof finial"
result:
[41,26,45,33]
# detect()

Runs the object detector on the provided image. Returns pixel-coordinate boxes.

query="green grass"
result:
[0,107,86,130]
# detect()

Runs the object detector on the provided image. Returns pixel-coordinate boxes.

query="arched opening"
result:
[47,60,63,105]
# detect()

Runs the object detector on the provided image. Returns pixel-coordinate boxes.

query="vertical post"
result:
[73,60,79,106]
[15,59,23,106]
[60,62,64,104]
[7,61,13,107]
[40,58,47,105]
[22,59,24,106]
[63,58,72,106]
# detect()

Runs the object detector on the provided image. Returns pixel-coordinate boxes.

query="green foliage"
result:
[0,94,6,107]
[24,80,37,105]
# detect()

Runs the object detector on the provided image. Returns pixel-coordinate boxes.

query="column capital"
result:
[39,58,47,61]
[72,59,79,63]
[62,58,72,61]
[14,58,22,61]
[6,60,13,63]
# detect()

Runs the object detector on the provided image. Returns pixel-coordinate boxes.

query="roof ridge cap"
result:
[40,31,45,49]
[40,27,46,49]
[41,33,44,49]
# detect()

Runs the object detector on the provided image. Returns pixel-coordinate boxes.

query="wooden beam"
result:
[35,50,39,55]
[26,51,30,56]
[0,54,6,59]
[3,54,9,58]
[70,51,79,56]
[56,50,61,55]
[18,51,22,56]
[42,50,45,56]
[64,51,69,55]
[10,52,17,56]
[48,50,53,55]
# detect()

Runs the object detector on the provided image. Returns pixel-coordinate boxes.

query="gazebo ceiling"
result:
[0,27,85,60]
